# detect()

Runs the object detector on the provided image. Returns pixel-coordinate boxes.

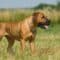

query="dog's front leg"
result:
[29,36,36,56]
[30,41,35,54]
[20,39,26,54]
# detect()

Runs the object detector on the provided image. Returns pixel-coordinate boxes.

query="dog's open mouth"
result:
[38,23,49,29]
[38,19,50,29]
[44,25,48,29]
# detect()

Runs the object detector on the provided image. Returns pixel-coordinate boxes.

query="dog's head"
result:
[33,12,50,29]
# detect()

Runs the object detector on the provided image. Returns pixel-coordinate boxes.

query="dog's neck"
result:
[24,16,37,31]
[27,16,37,27]
[32,16,38,27]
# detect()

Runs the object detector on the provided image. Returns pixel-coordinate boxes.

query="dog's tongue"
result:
[44,25,48,29]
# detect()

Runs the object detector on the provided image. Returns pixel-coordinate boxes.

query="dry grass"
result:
[0,8,60,23]
[0,9,60,60]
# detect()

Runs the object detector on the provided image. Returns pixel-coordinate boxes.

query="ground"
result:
[0,24,60,60]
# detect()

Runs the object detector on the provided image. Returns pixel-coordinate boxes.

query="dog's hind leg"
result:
[0,30,5,41]
[5,35,14,53]
[0,37,3,41]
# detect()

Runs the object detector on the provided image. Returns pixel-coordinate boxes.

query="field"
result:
[0,9,60,60]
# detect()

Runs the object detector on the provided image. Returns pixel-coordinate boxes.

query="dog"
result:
[0,12,50,55]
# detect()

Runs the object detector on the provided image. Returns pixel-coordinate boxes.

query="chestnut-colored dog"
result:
[0,12,50,55]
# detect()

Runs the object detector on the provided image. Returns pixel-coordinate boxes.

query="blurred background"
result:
[0,0,60,24]
[0,0,60,60]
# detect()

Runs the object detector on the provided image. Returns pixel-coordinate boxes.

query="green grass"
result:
[0,24,60,60]
[0,9,60,60]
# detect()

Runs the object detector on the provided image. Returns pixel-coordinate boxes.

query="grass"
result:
[0,8,60,23]
[0,24,60,60]
[0,9,60,60]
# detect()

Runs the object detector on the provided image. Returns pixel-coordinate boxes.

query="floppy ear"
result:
[32,12,40,20]
[32,12,40,23]
[33,12,39,17]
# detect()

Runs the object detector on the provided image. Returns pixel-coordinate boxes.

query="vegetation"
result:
[0,2,60,60]
[34,2,60,10]
[0,9,60,24]
[0,23,60,60]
